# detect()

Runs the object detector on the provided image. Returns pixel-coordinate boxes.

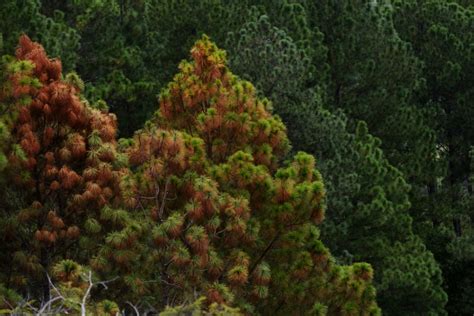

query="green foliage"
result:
[0,283,21,310]
[392,2,474,314]
[0,0,79,70]
[0,0,472,314]
[310,106,447,315]
[159,297,242,316]
[225,11,323,153]
[96,36,379,313]
[34,0,248,136]
[224,5,447,313]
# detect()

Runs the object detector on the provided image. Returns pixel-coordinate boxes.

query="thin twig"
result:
[46,273,62,297]
[159,177,171,218]
[2,298,14,310]
[126,301,140,316]
[37,296,63,315]
[97,276,119,290]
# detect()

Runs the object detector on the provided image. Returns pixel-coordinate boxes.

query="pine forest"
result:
[0,0,473,315]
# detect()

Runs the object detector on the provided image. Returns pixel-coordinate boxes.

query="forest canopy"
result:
[0,1,473,315]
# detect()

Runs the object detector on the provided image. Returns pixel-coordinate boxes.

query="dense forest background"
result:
[0,0,472,315]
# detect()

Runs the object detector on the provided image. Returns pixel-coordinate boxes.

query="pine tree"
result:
[36,0,247,136]
[95,35,380,314]
[0,35,127,301]
[225,11,325,153]
[299,103,447,315]
[0,0,79,71]
[392,2,474,314]
[222,8,447,314]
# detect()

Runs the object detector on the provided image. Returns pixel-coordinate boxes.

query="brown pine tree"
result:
[0,35,127,301]
[102,36,381,314]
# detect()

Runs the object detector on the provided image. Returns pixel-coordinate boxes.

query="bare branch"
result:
[80,271,94,316]
[97,276,119,290]
[26,300,38,312]
[126,301,140,316]
[34,274,67,315]
[2,297,14,310]
[36,296,63,315]
[79,271,119,316]
[46,273,62,297]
